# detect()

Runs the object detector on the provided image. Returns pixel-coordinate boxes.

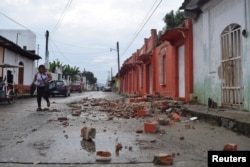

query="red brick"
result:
[144,121,159,133]
[96,151,111,162]
[137,110,146,117]
[81,126,96,140]
[153,153,173,165]
[223,144,237,151]
[168,120,175,125]
[171,113,180,121]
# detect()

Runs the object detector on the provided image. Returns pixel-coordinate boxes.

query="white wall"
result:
[192,0,250,110]
[4,49,36,85]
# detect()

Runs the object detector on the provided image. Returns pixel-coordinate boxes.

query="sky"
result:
[0,0,184,84]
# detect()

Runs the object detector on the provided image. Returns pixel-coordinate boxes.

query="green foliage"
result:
[63,64,80,82]
[163,10,185,32]
[49,59,63,72]
[82,71,97,85]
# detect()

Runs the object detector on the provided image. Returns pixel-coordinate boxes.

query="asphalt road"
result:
[0,91,250,167]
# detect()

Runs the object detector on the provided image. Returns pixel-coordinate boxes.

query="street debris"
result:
[153,153,173,165]
[58,117,68,121]
[223,144,237,151]
[115,143,123,154]
[144,121,160,133]
[96,151,111,162]
[81,126,96,140]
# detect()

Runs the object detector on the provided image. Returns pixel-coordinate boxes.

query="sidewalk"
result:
[183,104,250,137]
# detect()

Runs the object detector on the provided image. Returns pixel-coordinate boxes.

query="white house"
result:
[0,34,41,94]
[181,0,250,111]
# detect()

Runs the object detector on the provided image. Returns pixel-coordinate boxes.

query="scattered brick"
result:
[72,110,81,116]
[137,110,146,117]
[144,121,159,133]
[168,120,175,126]
[81,126,96,140]
[115,143,123,153]
[153,153,173,166]
[171,113,180,121]
[96,151,111,162]
[223,144,237,151]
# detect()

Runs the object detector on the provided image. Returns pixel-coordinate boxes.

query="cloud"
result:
[0,0,184,83]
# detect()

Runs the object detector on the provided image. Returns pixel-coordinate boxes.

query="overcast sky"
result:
[0,0,183,84]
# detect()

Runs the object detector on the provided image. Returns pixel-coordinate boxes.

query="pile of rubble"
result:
[68,96,186,120]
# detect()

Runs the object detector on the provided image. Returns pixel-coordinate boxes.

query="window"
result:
[159,46,167,85]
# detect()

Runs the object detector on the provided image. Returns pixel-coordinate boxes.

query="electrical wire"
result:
[0,12,45,38]
[121,0,163,57]
[51,0,72,35]
[50,38,72,63]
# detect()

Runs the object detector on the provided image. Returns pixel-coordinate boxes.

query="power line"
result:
[50,38,72,63]
[121,0,163,57]
[51,0,72,35]
[0,12,45,38]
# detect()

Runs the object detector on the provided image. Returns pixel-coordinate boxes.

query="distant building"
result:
[0,29,41,93]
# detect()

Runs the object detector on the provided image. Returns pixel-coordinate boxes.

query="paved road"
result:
[0,91,249,167]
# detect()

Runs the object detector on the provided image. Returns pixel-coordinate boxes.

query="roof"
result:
[179,0,209,19]
[0,35,41,60]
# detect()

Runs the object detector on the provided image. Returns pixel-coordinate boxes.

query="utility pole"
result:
[45,30,49,69]
[37,44,40,67]
[116,41,120,94]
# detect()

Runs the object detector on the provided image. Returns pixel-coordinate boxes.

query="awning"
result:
[160,27,188,46]
[120,63,136,75]
[0,63,22,68]
[137,53,152,63]
[0,35,41,60]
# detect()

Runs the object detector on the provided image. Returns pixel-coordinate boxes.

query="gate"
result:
[221,24,243,105]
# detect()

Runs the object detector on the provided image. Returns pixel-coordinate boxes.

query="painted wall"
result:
[192,0,250,110]
[4,49,35,86]
[153,41,176,97]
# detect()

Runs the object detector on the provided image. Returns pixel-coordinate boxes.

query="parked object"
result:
[49,80,70,97]
[0,63,18,104]
[70,81,83,93]
[103,86,112,92]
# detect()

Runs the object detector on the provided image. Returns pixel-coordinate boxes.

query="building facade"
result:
[181,0,250,110]
[0,35,41,94]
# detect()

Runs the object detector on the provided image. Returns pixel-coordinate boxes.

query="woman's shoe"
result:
[36,107,42,111]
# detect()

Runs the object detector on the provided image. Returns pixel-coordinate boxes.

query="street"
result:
[0,91,250,167]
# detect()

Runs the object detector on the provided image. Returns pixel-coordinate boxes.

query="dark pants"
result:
[37,86,49,108]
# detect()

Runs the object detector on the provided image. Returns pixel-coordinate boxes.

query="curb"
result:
[183,109,250,137]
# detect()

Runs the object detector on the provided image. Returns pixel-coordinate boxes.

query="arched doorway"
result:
[221,24,243,106]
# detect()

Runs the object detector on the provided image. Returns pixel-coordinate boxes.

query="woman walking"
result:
[33,65,52,111]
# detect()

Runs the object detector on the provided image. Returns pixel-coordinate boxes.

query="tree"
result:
[49,59,63,72]
[163,10,185,32]
[82,71,97,85]
[63,64,80,82]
